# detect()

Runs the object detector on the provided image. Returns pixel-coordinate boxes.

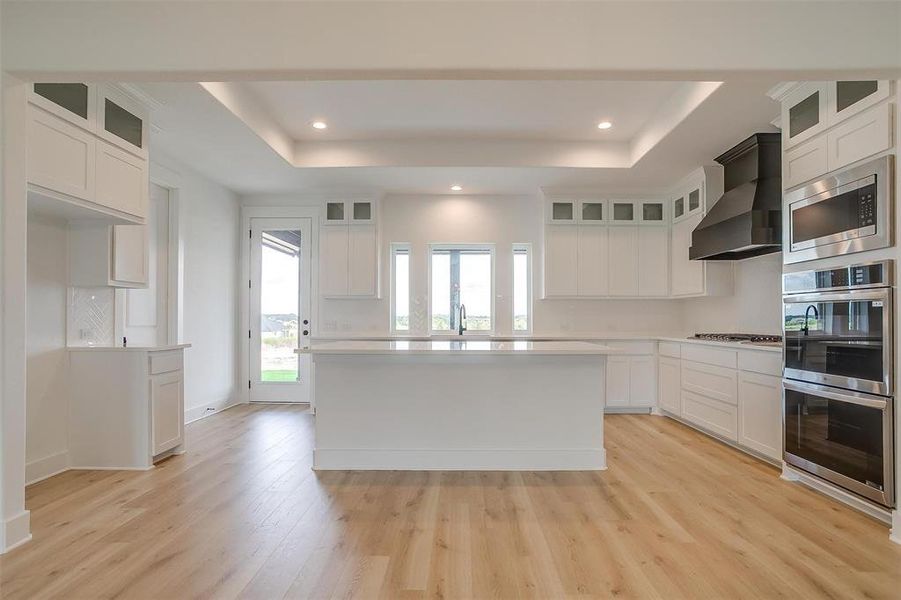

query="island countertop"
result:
[296,340,619,356]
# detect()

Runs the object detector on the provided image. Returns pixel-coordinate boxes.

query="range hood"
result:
[689,132,782,261]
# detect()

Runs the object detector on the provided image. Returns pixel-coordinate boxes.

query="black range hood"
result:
[689,132,782,261]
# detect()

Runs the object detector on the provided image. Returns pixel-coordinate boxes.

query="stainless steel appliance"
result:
[692,333,782,344]
[783,260,894,395]
[782,260,895,507]
[784,156,893,264]
[783,380,894,507]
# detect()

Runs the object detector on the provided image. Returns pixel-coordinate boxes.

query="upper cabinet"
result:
[775,80,894,188]
[26,83,150,223]
[320,198,381,298]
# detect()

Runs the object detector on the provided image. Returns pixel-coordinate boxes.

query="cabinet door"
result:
[738,372,782,461]
[828,80,890,125]
[658,356,681,415]
[111,225,148,287]
[637,226,669,297]
[151,370,184,456]
[606,356,631,407]
[781,83,828,148]
[639,200,666,224]
[784,136,828,189]
[577,226,609,296]
[547,199,576,224]
[608,226,638,296]
[348,225,378,297]
[96,139,148,218]
[97,85,148,157]
[671,215,705,296]
[610,201,637,224]
[320,225,349,297]
[544,225,578,297]
[826,102,892,172]
[628,356,656,407]
[27,105,96,201]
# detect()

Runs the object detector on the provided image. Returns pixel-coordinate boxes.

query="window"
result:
[430,244,494,333]
[391,243,411,332]
[513,244,531,333]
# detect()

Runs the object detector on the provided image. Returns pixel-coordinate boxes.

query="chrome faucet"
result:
[458,304,467,335]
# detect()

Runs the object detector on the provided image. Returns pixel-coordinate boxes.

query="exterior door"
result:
[249,218,312,403]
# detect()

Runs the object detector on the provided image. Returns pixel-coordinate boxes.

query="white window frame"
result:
[428,243,496,335]
[390,242,412,334]
[512,243,532,335]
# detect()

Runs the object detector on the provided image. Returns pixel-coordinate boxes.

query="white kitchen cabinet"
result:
[781,82,829,148]
[68,346,189,469]
[27,104,96,202]
[95,139,148,219]
[784,136,828,189]
[151,369,185,456]
[681,388,739,442]
[546,198,577,224]
[658,355,681,415]
[826,102,893,172]
[670,214,703,296]
[606,353,656,410]
[30,82,95,129]
[738,371,782,461]
[579,200,607,224]
[638,200,667,224]
[320,220,379,298]
[637,226,669,297]
[543,224,579,297]
[97,84,149,158]
[348,224,378,296]
[577,225,609,296]
[609,200,638,224]
[827,80,891,125]
[69,222,149,288]
[608,226,638,296]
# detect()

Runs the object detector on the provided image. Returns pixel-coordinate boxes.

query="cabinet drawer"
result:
[682,360,738,405]
[738,350,782,377]
[149,351,183,375]
[826,102,892,172]
[658,341,681,358]
[680,344,737,369]
[784,136,827,188]
[682,389,738,442]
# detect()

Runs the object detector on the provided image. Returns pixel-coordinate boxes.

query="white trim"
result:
[314,448,606,471]
[781,463,892,525]
[766,81,803,102]
[184,396,242,424]
[512,243,532,335]
[389,242,412,334]
[1,511,32,554]
[25,451,70,486]
[891,510,901,545]
[427,243,496,335]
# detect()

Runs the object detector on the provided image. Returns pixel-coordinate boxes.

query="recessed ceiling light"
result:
[311,121,328,130]
[597,121,613,130]
[450,185,463,192]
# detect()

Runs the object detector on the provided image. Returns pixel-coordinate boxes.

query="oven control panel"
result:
[857,183,877,228]
[783,259,894,294]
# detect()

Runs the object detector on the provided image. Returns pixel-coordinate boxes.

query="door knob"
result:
[303,330,310,336]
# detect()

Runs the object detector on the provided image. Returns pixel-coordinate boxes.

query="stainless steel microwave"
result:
[784,156,894,264]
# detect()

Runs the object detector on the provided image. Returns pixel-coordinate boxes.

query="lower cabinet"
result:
[738,371,783,461]
[606,352,656,409]
[68,346,187,469]
[657,342,782,463]
[658,355,681,415]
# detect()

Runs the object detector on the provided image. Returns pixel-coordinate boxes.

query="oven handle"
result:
[783,380,889,410]
[782,288,891,304]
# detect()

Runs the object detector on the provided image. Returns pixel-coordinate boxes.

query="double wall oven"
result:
[782,260,894,507]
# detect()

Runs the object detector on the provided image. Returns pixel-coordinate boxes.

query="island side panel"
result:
[313,354,606,470]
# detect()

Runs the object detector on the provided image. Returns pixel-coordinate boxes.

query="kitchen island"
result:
[300,340,617,470]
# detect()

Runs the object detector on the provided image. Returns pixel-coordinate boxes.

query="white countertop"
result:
[298,340,618,355]
[67,343,192,352]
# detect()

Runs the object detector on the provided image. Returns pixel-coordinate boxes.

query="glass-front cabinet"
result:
[610,201,636,223]
[580,200,605,223]
[638,200,666,224]
[32,83,92,124]
[781,83,829,148]
[97,85,148,157]
[547,198,576,223]
[830,80,889,122]
[324,199,378,225]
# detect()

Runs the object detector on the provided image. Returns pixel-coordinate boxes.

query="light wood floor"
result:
[2,405,900,599]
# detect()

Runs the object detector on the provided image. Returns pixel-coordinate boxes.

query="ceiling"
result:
[138,78,781,197]
[248,80,685,142]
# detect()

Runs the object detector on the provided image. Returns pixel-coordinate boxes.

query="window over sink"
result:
[430,244,494,333]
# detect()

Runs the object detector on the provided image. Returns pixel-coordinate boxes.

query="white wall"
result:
[680,253,783,334]
[25,213,69,483]
[153,153,241,421]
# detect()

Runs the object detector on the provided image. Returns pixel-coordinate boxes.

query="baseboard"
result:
[314,447,607,471]
[782,464,892,525]
[891,511,901,545]
[605,407,653,414]
[25,451,70,486]
[1,510,31,554]
[185,396,243,424]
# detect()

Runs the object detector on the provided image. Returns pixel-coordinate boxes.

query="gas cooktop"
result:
[692,333,783,343]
